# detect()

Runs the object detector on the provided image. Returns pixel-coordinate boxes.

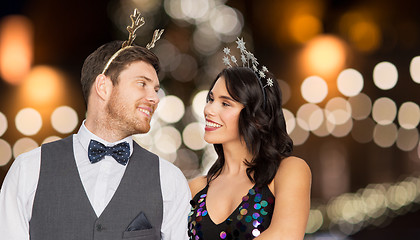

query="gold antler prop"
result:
[146,29,164,50]
[101,8,164,74]
[122,9,145,48]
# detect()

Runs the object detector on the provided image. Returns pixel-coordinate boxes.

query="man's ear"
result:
[94,74,113,101]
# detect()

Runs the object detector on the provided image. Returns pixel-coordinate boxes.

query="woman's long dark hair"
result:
[206,67,293,187]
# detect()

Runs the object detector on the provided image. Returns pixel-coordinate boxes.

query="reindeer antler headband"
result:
[101,8,164,74]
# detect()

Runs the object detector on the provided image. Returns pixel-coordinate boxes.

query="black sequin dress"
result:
[188,184,275,240]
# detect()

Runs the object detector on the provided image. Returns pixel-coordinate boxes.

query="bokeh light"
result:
[192,90,208,120]
[42,136,61,144]
[409,56,420,84]
[51,106,79,134]
[396,128,419,152]
[305,209,323,234]
[351,118,375,143]
[201,144,217,175]
[398,102,420,130]
[15,108,42,136]
[13,137,38,158]
[0,15,33,85]
[300,35,347,79]
[21,66,66,105]
[193,25,222,55]
[183,122,207,150]
[282,108,296,134]
[348,20,381,52]
[325,97,352,125]
[0,112,7,137]
[154,40,180,72]
[175,148,200,179]
[348,93,372,120]
[331,118,353,138]
[180,0,211,22]
[296,103,324,131]
[312,113,334,137]
[337,69,364,97]
[301,76,328,103]
[373,62,398,90]
[373,123,398,148]
[288,122,309,146]
[372,97,397,125]
[164,0,186,20]
[0,139,12,166]
[153,125,182,154]
[289,14,322,44]
[209,5,243,39]
[170,54,198,82]
[278,80,291,105]
[156,95,185,123]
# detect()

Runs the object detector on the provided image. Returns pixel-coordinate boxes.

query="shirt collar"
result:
[77,120,133,157]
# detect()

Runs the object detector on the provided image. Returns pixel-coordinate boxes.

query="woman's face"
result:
[203,77,244,144]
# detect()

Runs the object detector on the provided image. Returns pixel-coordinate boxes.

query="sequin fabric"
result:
[188,185,275,240]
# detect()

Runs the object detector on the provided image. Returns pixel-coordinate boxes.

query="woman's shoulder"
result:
[279,156,311,173]
[188,175,208,198]
[269,156,312,195]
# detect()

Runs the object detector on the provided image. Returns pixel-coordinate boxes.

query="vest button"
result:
[96,224,103,231]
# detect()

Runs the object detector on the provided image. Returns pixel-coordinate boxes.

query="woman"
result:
[188,66,311,239]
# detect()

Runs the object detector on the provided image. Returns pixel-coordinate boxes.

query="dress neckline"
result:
[202,184,257,226]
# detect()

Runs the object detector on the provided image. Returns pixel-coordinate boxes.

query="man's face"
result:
[106,60,160,136]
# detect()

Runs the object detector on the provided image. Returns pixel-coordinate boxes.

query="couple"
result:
[0,9,311,240]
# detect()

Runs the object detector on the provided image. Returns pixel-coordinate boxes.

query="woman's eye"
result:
[138,82,145,87]
[222,102,230,107]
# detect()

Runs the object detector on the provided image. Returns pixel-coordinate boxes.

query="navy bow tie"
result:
[88,139,130,165]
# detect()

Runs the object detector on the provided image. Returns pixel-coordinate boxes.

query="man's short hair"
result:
[80,40,160,104]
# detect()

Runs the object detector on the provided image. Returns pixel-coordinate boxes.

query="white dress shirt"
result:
[0,122,191,240]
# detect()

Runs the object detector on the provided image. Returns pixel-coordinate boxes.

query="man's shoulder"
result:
[13,146,42,166]
[158,157,183,176]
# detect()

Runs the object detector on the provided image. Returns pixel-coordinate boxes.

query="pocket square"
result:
[126,211,153,231]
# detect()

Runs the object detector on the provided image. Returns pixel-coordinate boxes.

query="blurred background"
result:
[1,0,420,238]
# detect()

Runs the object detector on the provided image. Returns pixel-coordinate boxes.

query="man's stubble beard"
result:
[106,90,151,137]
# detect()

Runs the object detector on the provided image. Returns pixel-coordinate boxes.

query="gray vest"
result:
[30,136,163,240]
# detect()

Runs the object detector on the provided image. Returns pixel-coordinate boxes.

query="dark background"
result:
[2,0,420,238]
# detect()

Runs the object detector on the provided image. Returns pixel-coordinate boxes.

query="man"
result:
[0,9,191,240]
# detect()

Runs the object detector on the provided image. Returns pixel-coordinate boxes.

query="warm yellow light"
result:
[300,35,347,79]
[289,14,322,44]
[21,66,65,105]
[339,12,381,52]
[0,15,33,85]
[349,21,381,52]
